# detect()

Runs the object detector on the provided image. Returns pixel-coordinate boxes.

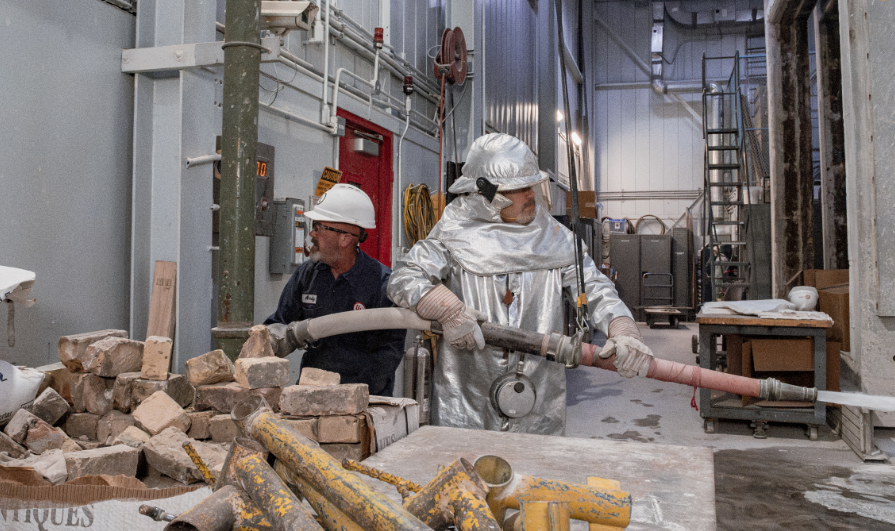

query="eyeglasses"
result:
[312,221,360,239]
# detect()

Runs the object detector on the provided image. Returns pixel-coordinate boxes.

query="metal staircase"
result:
[701,51,750,302]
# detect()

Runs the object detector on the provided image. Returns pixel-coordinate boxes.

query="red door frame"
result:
[336,108,394,267]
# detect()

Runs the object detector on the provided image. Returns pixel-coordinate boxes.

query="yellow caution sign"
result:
[315,166,343,196]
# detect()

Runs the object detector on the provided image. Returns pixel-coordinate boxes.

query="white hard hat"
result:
[448,133,548,194]
[306,183,376,229]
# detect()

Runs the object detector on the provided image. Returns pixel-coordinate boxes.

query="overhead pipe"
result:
[212,0,262,360]
[231,396,433,531]
[273,308,819,404]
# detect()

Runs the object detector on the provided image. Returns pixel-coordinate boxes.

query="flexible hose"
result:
[578,343,762,398]
[403,184,437,245]
[305,307,432,340]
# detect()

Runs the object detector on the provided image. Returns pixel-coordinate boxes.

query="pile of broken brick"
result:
[0,325,373,488]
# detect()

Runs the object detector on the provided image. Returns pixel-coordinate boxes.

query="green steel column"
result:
[213,0,261,360]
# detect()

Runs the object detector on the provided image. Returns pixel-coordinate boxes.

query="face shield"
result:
[448,134,551,219]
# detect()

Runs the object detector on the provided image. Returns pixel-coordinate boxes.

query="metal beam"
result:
[122,38,280,74]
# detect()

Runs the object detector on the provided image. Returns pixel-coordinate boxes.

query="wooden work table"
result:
[359,425,716,530]
[695,311,833,439]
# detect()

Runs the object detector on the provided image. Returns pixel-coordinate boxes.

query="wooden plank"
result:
[696,312,832,328]
[146,260,177,340]
[361,426,716,530]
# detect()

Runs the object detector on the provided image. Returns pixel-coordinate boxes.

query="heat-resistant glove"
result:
[415,284,486,350]
[598,316,654,378]
[267,322,297,358]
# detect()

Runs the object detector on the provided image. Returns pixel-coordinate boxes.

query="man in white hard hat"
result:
[265,184,405,396]
[387,134,653,435]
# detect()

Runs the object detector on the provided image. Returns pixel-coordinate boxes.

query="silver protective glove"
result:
[267,322,297,358]
[598,336,654,378]
[599,316,654,378]
[415,284,486,350]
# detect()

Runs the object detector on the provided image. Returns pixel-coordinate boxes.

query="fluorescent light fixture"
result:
[556,110,564,122]
[571,131,582,146]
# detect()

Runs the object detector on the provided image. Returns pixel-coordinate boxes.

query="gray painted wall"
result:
[0,1,136,367]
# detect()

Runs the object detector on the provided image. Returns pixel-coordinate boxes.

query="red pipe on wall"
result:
[579,343,762,398]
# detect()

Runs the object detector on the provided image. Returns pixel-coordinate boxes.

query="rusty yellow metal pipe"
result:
[472,455,630,528]
[403,458,500,531]
[182,441,217,485]
[164,485,272,531]
[520,501,571,531]
[275,460,366,531]
[232,395,432,531]
[217,436,270,491]
[343,458,424,494]
[235,454,323,530]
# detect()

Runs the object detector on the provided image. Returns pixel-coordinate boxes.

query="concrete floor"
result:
[565,322,895,530]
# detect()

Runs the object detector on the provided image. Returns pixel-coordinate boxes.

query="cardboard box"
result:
[565,191,599,219]
[740,338,841,405]
[803,269,849,290]
[819,286,850,352]
[751,338,814,372]
[366,396,419,453]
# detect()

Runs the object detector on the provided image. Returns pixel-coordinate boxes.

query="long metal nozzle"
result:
[760,378,818,402]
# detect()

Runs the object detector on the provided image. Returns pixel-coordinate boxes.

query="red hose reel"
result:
[433,27,467,86]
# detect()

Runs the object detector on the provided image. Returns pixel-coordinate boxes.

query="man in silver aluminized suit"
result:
[387,133,653,435]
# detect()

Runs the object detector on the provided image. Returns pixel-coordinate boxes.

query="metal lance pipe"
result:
[213,0,262,361]
[231,396,433,531]
[163,485,272,531]
[401,458,500,531]
[472,455,630,527]
[234,454,323,530]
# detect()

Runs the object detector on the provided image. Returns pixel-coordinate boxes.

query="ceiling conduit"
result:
[650,1,764,95]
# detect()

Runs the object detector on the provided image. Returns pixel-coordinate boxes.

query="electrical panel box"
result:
[269,198,306,275]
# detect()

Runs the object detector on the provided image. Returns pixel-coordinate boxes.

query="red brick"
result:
[71,373,114,416]
[63,413,100,440]
[141,336,173,381]
[194,382,282,413]
[185,349,234,386]
[65,445,140,480]
[132,391,190,436]
[58,329,128,372]
[234,357,290,389]
[29,387,70,426]
[299,367,340,387]
[317,415,365,444]
[279,384,368,416]
[82,337,144,377]
[238,324,275,359]
[97,410,135,444]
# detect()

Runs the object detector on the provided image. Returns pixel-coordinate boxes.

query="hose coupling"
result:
[545,331,582,369]
[760,378,818,402]
[287,319,313,350]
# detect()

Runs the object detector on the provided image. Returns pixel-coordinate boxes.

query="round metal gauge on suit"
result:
[489,372,537,419]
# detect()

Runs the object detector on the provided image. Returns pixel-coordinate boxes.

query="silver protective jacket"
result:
[387,193,633,435]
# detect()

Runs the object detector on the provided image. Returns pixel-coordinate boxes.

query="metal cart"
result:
[642,272,683,328]
[695,312,831,440]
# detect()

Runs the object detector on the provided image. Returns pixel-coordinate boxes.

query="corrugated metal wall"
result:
[485,0,539,152]
[592,0,757,230]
